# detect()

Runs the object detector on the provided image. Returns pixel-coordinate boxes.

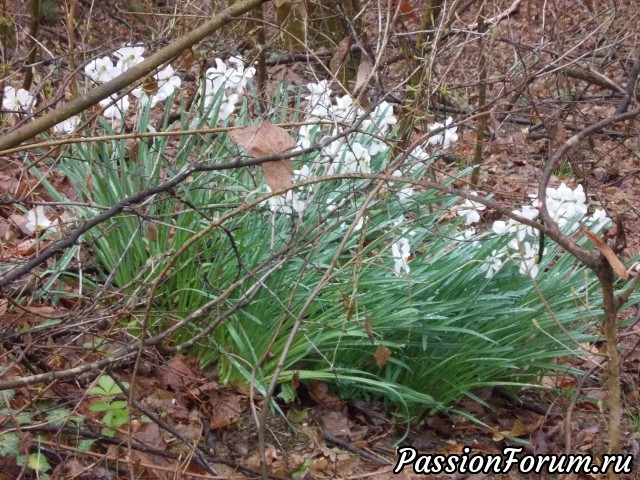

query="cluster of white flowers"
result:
[200,56,255,123]
[83,45,182,124]
[457,183,612,279]
[266,189,306,217]
[275,80,458,272]
[295,81,399,177]
[2,47,258,136]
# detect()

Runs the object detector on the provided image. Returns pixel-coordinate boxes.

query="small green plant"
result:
[88,375,130,437]
[0,432,52,478]
[292,458,314,478]
[16,450,52,478]
[0,391,84,476]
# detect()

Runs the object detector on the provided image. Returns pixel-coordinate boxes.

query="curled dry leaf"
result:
[582,228,629,280]
[354,58,373,94]
[308,380,341,407]
[374,344,392,368]
[229,120,295,192]
[329,37,353,76]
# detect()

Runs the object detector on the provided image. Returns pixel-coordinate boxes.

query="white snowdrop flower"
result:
[297,124,318,150]
[492,220,514,236]
[132,65,181,108]
[457,192,486,225]
[408,145,431,162]
[332,94,357,120]
[228,55,245,69]
[559,186,588,218]
[201,78,227,109]
[511,205,539,238]
[367,138,388,156]
[398,186,414,202]
[588,208,612,232]
[267,190,306,217]
[392,237,411,275]
[390,171,413,202]
[321,131,347,162]
[205,57,252,93]
[217,93,239,122]
[455,227,476,241]
[53,116,80,134]
[480,249,504,278]
[114,45,145,71]
[294,164,312,182]
[544,182,588,220]
[305,80,332,110]
[427,116,458,149]
[3,86,35,113]
[305,80,331,98]
[225,56,255,92]
[85,56,121,83]
[372,101,397,133]
[341,142,371,174]
[517,242,539,278]
[156,65,181,99]
[100,95,130,121]
[341,215,366,232]
[25,206,57,234]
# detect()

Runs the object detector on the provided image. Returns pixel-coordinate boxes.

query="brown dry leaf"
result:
[246,448,280,475]
[85,173,94,195]
[364,316,375,344]
[271,64,305,85]
[16,238,38,256]
[205,389,246,429]
[308,380,341,407]
[582,228,629,279]
[133,421,165,450]
[9,213,29,236]
[291,371,300,392]
[498,419,526,439]
[0,171,38,199]
[308,456,329,476]
[157,355,199,390]
[0,172,19,196]
[341,293,355,321]
[321,410,351,438]
[392,0,419,23]
[374,344,392,368]
[142,75,159,95]
[329,37,352,76]
[180,49,195,72]
[354,58,373,93]
[147,223,158,242]
[229,120,294,192]
[552,120,567,149]
[335,453,360,476]
[0,220,11,241]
